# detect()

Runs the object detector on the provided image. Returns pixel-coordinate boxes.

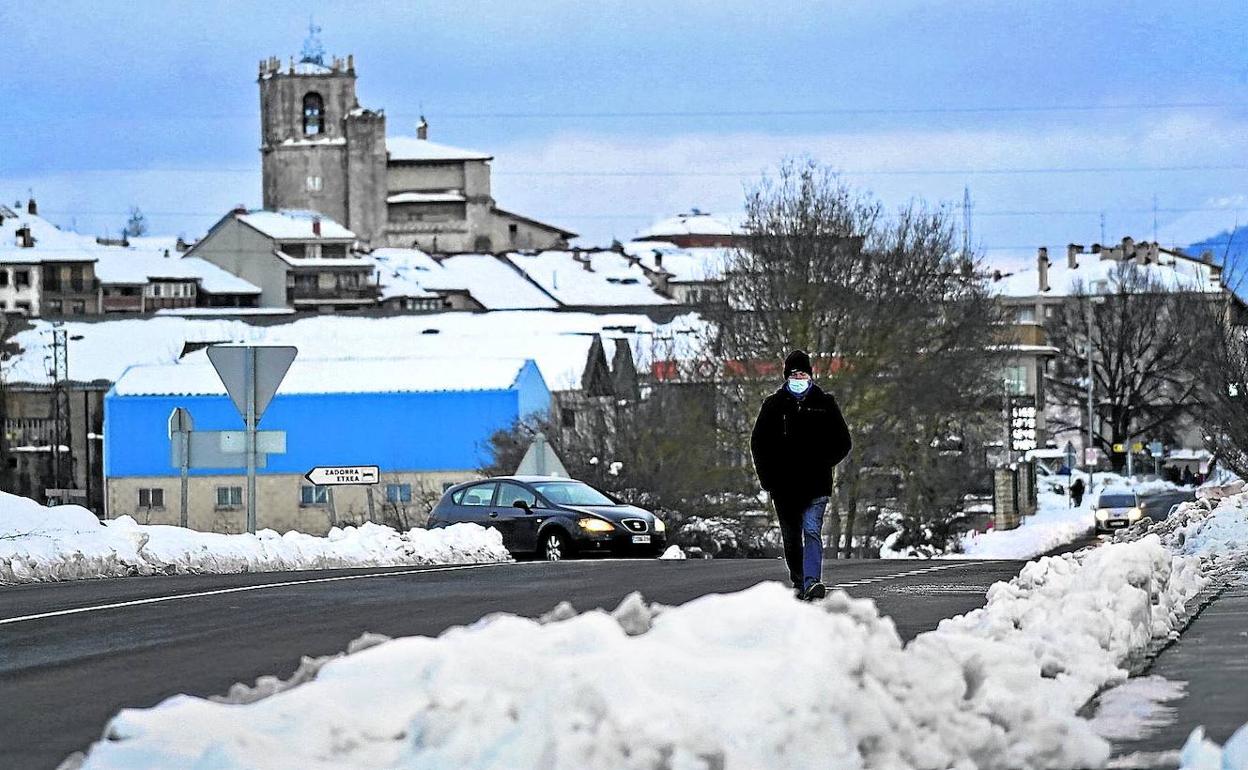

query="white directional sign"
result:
[305,466,380,486]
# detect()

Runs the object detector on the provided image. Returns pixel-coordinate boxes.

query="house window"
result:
[42,266,61,292]
[307,243,322,259]
[385,483,412,504]
[216,486,243,508]
[561,408,577,428]
[508,223,518,241]
[1015,306,1036,324]
[151,284,162,297]
[14,301,30,314]
[303,92,324,135]
[300,485,329,505]
[14,270,30,288]
[138,487,165,508]
[70,300,85,315]
[0,270,8,287]
[306,175,323,192]
[70,265,84,292]
[45,299,62,314]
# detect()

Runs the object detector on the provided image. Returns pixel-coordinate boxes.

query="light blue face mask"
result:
[786,377,811,395]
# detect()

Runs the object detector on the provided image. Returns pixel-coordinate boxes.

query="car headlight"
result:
[578,517,615,533]
[1127,507,1144,520]
[653,518,665,533]
[1095,509,1110,521]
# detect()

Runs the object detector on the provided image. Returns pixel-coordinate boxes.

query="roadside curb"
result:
[1125,560,1246,677]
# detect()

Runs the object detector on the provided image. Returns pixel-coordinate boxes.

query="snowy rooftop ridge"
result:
[237,210,355,241]
[635,211,742,240]
[112,356,539,397]
[992,245,1223,299]
[386,137,493,163]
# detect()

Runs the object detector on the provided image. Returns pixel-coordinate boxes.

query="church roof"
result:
[387,136,493,163]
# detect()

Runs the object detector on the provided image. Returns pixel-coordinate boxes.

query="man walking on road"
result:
[751,350,852,600]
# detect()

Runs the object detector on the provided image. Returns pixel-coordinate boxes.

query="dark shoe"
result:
[800,582,827,601]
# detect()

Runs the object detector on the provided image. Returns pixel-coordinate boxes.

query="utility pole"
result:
[1085,299,1096,490]
[962,186,973,258]
[1002,376,1012,466]
[48,328,73,493]
[1099,212,1106,247]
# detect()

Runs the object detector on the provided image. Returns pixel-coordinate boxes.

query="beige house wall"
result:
[107,470,478,535]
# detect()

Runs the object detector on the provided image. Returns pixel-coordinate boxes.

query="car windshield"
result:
[1099,494,1137,508]
[532,481,615,506]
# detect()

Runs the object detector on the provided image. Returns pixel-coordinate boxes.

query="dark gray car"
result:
[428,476,667,560]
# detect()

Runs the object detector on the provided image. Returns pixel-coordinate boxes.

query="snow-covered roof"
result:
[372,249,559,309]
[505,251,674,307]
[280,136,347,147]
[993,251,1223,299]
[387,191,467,204]
[94,250,261,294]
[0,209,100,264]
[623,242,732,284]
[635,211,742,240]
[237,210,355,241]
[154,307,296,317]
[292,61,333,75]
[113,356,536,397]
[2,311,704,392]
[386,137,492,163]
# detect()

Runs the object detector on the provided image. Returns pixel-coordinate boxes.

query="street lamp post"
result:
[1085,298,1096,489]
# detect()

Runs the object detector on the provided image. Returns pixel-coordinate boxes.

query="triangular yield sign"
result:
[206,346,297,424]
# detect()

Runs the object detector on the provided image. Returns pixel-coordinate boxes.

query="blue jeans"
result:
[776,496,827,591]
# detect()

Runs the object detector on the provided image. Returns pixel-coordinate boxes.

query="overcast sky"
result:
[3,0,1247,263]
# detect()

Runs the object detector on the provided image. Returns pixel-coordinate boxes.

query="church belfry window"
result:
[303,92,324,136]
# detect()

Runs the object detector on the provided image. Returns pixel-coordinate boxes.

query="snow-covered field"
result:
[66,491,1248,769]
[0,492,510,585]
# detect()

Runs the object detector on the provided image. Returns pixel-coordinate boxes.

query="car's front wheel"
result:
[541,530,572,561]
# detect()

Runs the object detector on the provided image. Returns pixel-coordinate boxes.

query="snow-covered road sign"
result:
[305,466,380,486]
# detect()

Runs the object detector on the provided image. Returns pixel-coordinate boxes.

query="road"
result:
[5,557,1023,769]
[0,488,1197,769]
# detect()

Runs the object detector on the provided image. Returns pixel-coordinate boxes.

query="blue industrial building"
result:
[103,356,550,532]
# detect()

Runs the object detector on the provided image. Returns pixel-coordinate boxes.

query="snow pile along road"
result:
[0,492,511,585]
[1179,724,1248,769]
[73,508,1235,769]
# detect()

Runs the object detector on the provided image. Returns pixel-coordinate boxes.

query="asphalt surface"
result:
[0,488,1199,769]
[4,557,1025,769]
[1110,574,1248,765]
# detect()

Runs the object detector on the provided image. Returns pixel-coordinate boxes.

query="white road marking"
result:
[0,563,508,627]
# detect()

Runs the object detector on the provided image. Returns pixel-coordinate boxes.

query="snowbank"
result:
[0,492,510,585]
[1179,724,1248,770]
[73,504,1243,769]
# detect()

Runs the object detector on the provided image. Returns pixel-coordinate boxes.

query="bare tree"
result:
[700,159,1008,555]
[1187,292,1248,478]
[1045,261,1210,469]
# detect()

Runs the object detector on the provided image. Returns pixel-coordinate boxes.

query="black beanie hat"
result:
[784,349,813,378]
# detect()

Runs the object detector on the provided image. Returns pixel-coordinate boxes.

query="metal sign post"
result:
[207,345,297,534]
[168,407,194,528]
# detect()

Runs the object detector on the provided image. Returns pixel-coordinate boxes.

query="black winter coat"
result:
[750,383,852,506]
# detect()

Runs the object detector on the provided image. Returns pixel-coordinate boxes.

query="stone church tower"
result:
[258,50,387,246]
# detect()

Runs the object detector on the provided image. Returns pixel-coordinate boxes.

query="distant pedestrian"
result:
[750,350,852,601]
[1182,467,1196,487]
[1070,477,1086,508]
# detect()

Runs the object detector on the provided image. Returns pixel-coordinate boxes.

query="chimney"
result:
[417,116,429,140]
[1066,243,1081,269]
[176,236,190,253]
[26,197,37,216]
[312,217,322,237]
[347,54,355,74]
[1037,247,1050,293]
[232,204,247,215]
[654,251,664,269]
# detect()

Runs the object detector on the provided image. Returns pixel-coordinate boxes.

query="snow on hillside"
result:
[0,492,510,585]
[67,495,1248,769]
